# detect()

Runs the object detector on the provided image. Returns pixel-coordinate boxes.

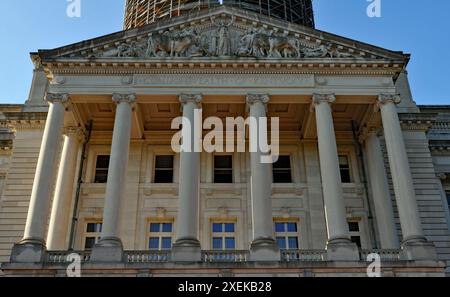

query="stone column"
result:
[378,94,437,260]
[363,128,399,249]
[46,127,84,251]
[312,94,358,261]
[172,94,203,262]
[247,94,279,261]
[91,93,135,262]
[11,93,68,263]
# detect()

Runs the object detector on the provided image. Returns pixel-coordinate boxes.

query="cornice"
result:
[398,113,436,131]
[42,59,403,73]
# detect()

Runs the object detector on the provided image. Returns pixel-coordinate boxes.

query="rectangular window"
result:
[94,155,110,183]
[274,221,299,250]
[446,192,450,210]
[154,156,174,183]
[339,155,352,183]
[348,221,362,248]
[272,155,292,183]
[214,155,233,183]
[148,222,173,250]
[211,222,236,250]
[84,222,102,250]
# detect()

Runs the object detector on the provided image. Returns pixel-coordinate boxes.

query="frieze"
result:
[134,73,315,87]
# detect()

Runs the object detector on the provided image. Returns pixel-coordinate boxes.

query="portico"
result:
[9,83,437,264]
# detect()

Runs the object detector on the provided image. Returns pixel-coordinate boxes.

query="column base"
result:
[10,238,46,263]
[401,236,438,261]
[326,237,359,261]
[171,238,201,262]
[90,237,123,263]
[249,237,280,262]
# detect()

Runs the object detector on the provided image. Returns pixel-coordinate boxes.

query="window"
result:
[148,222,173,250]
[339,155,352,183]
[446,192,450,210]
[272,155,292,183]
[83,222,102,250]
[154,155,174,183]
[274,221,299,250]
[212,222,236,250]
[94,155,110,183]
[348,221,362,248]
[214,155,233,183]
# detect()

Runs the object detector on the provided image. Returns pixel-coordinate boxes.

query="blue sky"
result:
[0,0,449,105]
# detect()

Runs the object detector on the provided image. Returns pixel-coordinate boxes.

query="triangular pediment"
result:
[36,6,408,67]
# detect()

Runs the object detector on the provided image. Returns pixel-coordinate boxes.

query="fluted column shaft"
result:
[99,93,135,246]
[313,94,351,243]
[364,129,399,249]
[22,93,68,244]
[47,127,84,250]
[378,94,424,242]
[247,94,275,244]
[175,94,202,246]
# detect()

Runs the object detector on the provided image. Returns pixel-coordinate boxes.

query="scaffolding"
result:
[223,0,314,27]
[124,0,315,30]
[124,0,220,30]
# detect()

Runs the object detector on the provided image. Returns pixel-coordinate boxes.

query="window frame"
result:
[93,155,110,184]
[273,218,300,250]
[272,155,293,184]
[210,221,237,250]
[338,154,352,183]
[147,219,175,251]
[83,221,103,250]
[213,154,233,184]
[446,191,450,210]
[153,155,175,183]
[348,219,362,248]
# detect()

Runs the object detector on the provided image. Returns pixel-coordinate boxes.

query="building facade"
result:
[0,4,450,277]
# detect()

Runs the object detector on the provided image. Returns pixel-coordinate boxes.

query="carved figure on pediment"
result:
[329,48,355,58]
[211,16,235,57]
[268,33,301,58]
[302,44,331,58]
[216,25,231,56]
[121,41,142,57]
[146,31,172,57]
[101,43,129,58]
[251,29,270,57]
[170,28,200,57]
[236,28,256,57]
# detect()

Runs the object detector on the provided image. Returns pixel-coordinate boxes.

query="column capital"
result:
[246,94,270,105]
[312,93,336,106]
[246,94,270,113]
[112,93,136,104]
[378,94,401,106]
[179,94,203,105]
[63,126,86,142]
[45,93,69,105]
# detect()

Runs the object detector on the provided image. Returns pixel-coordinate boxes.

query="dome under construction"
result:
[124,0,315,30]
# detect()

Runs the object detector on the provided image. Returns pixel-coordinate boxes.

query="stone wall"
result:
[381,129,450,274]
[0,128,44,262]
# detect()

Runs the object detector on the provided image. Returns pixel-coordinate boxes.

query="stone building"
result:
[0,2,449,277]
